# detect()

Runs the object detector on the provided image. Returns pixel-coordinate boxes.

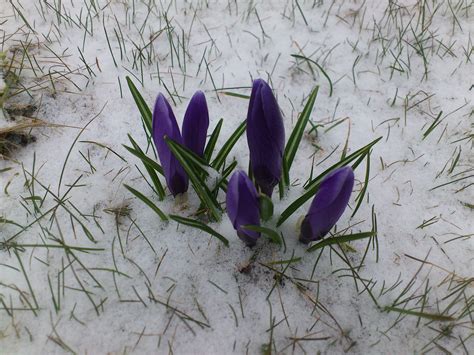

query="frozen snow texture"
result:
[0,0,473,354]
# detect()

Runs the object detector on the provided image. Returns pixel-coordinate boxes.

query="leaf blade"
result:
[211,121,246,171]
[283,87,319,185]
[306,231,376,252]
[169,215,229,246]
[166,138,221,221]
[124,184,168,221]
[126,76,152,135]
[242,225,282,245]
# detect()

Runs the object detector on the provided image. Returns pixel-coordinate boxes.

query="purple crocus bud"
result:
[246,79,285,197]
[299,166,355,244]
[226,170,261,247]
[152,93,188,196]
[182,91,209,157]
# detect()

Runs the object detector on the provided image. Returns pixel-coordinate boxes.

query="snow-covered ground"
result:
[1,0,473,353]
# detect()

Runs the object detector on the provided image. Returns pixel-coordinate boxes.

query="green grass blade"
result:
[204,118,223,163]
[383,306,455,322]
[166,139,210,177]
[126,76,152,135]
[306,231,376,252]
[305,137,381,191]
[124,184,168,221]
[169,214,229,247]
[123,144,163,175]
[291,54,333,97]
[422,111,443,140]
[277,137,382,227]
[166,138,221,221]
[242,225,282,245]
[211,121,246,171]
[125,134,165,200]
[211,160,237,194]
[220,92,250,99]
[283,87,319,185]
[351,151,371,218]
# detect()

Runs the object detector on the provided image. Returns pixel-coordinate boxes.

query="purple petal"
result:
[182,91,209,157]
[300,166,355,244]
[246,79,285,197]
[152,94,188,196]
[226,171,261,246]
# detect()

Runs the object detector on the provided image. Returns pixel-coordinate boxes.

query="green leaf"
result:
[422,111,443,140]
[169,214,229,246]
[124,184,168,221]
[277,137,382,227]
[291,54,333,97]
[306,231,376,252]
[283,86,319,186]
[166,138,221,221]
[123,143,163,175]
[125,134,165,200]
[305,137,381,192]
[126,76,152,135]
[211,160,237,195]
[204,118,223,163]
[383,306,455,322]
[259,194,274,221]
[242,225,282,245]
[351,151,371,218]
[220,92,250,99]
[166,139,210,177]
[211,121,246,171]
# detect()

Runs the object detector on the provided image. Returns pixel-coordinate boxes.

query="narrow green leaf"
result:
[220,92,250,99]
[125,134,165,200]
[166,138,221,221]
[211,121,246,171]
[242,225,282,245]
[283,86,319,185]
[384,306,455,322]
[291,54,333,97]
[277,137,382,227]
[422,111,443,140]
[204,118,223,163]
[351,151,371,218]
[124,184,168,221]
[166,139,210,177]
[126,76,152,134]
[259,195,274,221]
[266,257,302,265]
[306,231,376,252]
[211,160,237,194]
[0,217,24,229]
[169,214,229,246]
[123,144,163,175]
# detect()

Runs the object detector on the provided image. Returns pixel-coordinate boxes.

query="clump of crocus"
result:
[152,91,209,196]
[246,79,285,197]
[226,170,261,247]
[299,166,355,244]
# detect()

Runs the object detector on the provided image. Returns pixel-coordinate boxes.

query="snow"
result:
[0,0,473,354]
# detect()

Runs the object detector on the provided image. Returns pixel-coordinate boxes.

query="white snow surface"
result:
[0,0,473,354]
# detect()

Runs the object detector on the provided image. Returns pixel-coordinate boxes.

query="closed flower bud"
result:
[182,91,209,158]
[226,170,261,247]
[246,79,285,197]
[152,93,188,196]
[299,166,354,244]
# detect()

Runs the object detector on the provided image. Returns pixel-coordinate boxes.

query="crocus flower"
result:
[152,93,189,196]
[182,91,209,157]
[152,92,210,196]
[226,170,261,246]
[299,166,354,244]
[246,79,285,197]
